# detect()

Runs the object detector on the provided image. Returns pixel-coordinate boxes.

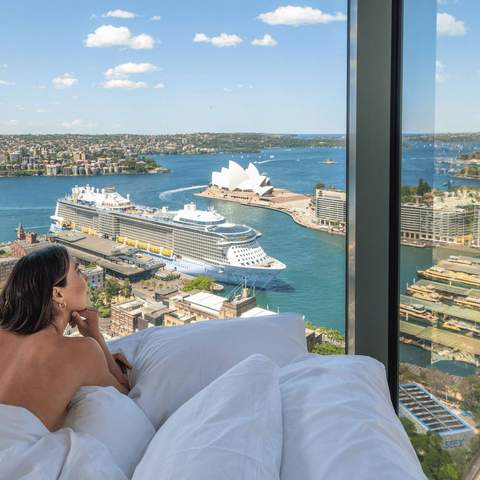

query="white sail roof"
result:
[211,160,273,197]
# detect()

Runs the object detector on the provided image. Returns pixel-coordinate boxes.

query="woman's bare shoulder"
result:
[61,336,104,360]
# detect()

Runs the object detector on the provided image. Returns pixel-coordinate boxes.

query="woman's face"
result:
[61,259,89,312]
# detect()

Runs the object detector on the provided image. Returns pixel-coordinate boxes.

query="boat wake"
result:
[159,184,207,200]
[254,159,282,165]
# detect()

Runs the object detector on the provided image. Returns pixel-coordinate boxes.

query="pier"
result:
[196,185,332,233]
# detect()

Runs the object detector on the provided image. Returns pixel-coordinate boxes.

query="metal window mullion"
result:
[346,0,403,409]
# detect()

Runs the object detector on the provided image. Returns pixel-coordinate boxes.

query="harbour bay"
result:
[2,140,480,375]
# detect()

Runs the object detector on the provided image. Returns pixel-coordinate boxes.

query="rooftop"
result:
[400,383,473,436]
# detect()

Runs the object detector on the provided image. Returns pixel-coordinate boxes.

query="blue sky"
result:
[0,1,477,134]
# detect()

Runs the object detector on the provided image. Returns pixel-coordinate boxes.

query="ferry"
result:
[50,185,286,288]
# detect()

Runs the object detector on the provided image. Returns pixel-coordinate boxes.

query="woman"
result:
[0,244,132,432]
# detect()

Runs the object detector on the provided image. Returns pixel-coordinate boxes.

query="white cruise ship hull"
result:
[146,252,281,289]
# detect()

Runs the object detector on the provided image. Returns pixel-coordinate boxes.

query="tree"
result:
[417,178,432,197]
[311,343,343,355]
[400,418,462,480]
[104,278,121,302]
[182,276,214,292]
[121,279,132,298]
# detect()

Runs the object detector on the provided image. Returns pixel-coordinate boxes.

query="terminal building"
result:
[399,383,475,449]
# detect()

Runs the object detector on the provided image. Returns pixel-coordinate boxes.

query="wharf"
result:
[400,320,480,357]
[438,259,480,276]
[196,186,338,233]
[412,279,480,298]
[400,294,480,324]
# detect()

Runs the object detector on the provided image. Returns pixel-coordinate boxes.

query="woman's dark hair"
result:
[0,245,70,334]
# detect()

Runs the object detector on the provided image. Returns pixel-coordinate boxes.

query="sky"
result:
[0,1,477,135]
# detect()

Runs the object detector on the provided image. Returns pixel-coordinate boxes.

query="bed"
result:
[0,313,426,479]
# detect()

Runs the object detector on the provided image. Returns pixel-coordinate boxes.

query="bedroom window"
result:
[397,0,479,475]
[0,2,348,352]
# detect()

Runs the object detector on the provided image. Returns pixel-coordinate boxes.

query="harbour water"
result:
[1,138,480,375]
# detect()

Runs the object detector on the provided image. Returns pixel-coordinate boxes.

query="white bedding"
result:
[0,314,426,479]
[0,403,127,480]
[279,354,426,480]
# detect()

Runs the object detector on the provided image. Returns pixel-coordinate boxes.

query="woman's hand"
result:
[70,308,101,339]
[112,353,133,375]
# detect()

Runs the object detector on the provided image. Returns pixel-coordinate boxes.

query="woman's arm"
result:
[76,337,130,395]
[71,309,130,391]
[91,333,130,390]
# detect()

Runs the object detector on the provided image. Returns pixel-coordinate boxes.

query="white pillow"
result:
[279,354,426,480]
[128,313,306,428]
[132,354,283,480]
[63,386,155,478]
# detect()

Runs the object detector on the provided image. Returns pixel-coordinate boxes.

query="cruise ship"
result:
[50,186,286,288]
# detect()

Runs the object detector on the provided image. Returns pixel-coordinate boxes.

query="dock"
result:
[400,320,480,358]
[196,185,335,233]
[400,294,480,325]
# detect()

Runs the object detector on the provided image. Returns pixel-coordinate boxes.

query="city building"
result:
[79,265,104,289]
[314,188,346,230]
[10,225,50,257]
[399,383,475,449]
[163,287,258,326]
[314,188,480,246]
[110,298,169,337]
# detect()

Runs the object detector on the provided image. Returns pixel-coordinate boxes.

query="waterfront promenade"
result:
[196,185,335,233]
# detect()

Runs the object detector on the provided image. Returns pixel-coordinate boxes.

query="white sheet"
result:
[279,354,426,480]
[0,403,127,480]
[133,354,283,480]
[63,386,155,478]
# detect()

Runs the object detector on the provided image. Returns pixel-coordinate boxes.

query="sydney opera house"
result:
[211,161,274,197]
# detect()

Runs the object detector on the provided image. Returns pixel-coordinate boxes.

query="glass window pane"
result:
[0,1,347,352]
[400,0,479,475]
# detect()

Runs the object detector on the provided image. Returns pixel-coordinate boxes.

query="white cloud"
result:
[52,73,78,89]
[85,25,154,49]
[16,105,25,110]
[62,119,83,128]
[103,9,137,19]
[193,32,242,47]
[436,61,446,83]
[251,34,278,47]
[4,119,18,126]
[0,64,7,69]
[151,15,161,21]
[257,6,346,26]
[0,80,15,86]
[153,83,165,89]
[102,79,147,89]
[223,87,233,92]
[105,62,158,79]
[33,84,47,89]
[437,13,466,36]
[35,108,47,113]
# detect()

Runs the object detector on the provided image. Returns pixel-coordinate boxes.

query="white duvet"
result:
[0,403,127,480]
